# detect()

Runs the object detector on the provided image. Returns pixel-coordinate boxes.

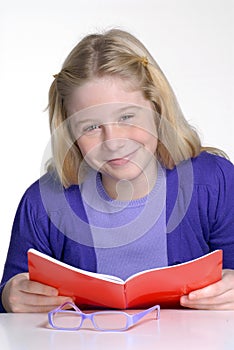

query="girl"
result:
[1,29,234,312]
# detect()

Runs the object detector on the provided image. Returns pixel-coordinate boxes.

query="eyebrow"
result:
[75,119,99,128]
[113,105,142,113]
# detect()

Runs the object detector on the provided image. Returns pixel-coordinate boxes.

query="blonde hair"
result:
[48,28,225,187]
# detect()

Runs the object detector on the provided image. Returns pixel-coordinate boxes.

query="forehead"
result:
[68,76,151,116]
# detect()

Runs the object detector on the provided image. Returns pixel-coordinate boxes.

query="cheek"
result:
[77,137,101,159]
[135,128,158,150]
[76,138,90,157]
[145,136,158,157]
[149,134,158,150]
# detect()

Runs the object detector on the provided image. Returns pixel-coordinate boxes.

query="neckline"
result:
[95,162,166,208]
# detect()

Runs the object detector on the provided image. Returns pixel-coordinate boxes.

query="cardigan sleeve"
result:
[207,155,234,268]
[166,152,234,267]
[0,174,96,313]
[0,186,54,312]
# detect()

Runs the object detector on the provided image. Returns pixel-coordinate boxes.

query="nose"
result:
[102,123,126,151]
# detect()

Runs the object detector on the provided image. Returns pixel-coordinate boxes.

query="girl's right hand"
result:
[2,272,74,313]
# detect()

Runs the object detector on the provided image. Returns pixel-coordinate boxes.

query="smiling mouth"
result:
[107,158,130,166]
[106,149,139,166]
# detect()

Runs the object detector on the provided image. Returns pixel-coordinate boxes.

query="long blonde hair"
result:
[48,28,225,187]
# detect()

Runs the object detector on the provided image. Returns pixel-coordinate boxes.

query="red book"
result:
[28,248,222,309]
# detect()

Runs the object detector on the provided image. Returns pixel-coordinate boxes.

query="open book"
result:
[28,248,222,309]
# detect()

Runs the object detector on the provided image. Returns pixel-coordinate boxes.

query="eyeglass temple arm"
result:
[51,301,81,313]
[131,305,160,324]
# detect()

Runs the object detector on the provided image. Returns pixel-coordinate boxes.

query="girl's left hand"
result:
[180,269,234,310]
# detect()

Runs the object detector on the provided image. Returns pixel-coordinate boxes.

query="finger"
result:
[9,273,59,297]
[25,294,73,306]
[186,270,234,300]
[180,298,234,310]
[180,289,234,310]
[17,304,60,313]
[11,295,74,313]
[14,274,59,296]
[20,280,59,297]
[187,280,229,301]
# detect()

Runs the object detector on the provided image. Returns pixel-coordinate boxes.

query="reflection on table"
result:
[1,309,234,350]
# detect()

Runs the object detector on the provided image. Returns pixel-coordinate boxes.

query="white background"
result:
[0,0,233,274]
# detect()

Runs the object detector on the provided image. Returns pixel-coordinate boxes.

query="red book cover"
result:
[28,249,222,309]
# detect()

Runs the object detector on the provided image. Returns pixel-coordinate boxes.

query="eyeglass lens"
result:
[53,311,83,329]
[93,313,128,330]
[52,311,128,330]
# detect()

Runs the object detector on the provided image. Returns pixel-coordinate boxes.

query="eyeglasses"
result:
[48,301,160,332]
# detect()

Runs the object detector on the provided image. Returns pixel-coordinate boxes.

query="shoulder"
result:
[166,151,234,184]
[191,151,234,186]
[20,172,83,218]
[23,172,63,203]
[166,151,234,205]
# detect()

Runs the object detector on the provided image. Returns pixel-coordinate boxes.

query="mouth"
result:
[107,158,130,166]
[106,149,139,166]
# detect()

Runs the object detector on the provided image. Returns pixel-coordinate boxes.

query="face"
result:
[68,76,158,193]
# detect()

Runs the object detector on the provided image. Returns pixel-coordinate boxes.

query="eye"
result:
[119,114,134,122]
[83,124,101,134]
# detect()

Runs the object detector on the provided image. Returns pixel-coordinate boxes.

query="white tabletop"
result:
[1,309,234,350]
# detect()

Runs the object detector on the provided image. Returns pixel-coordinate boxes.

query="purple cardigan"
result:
[1,152,234,312]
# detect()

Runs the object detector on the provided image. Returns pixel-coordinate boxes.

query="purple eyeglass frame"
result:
[48,301,160,332]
